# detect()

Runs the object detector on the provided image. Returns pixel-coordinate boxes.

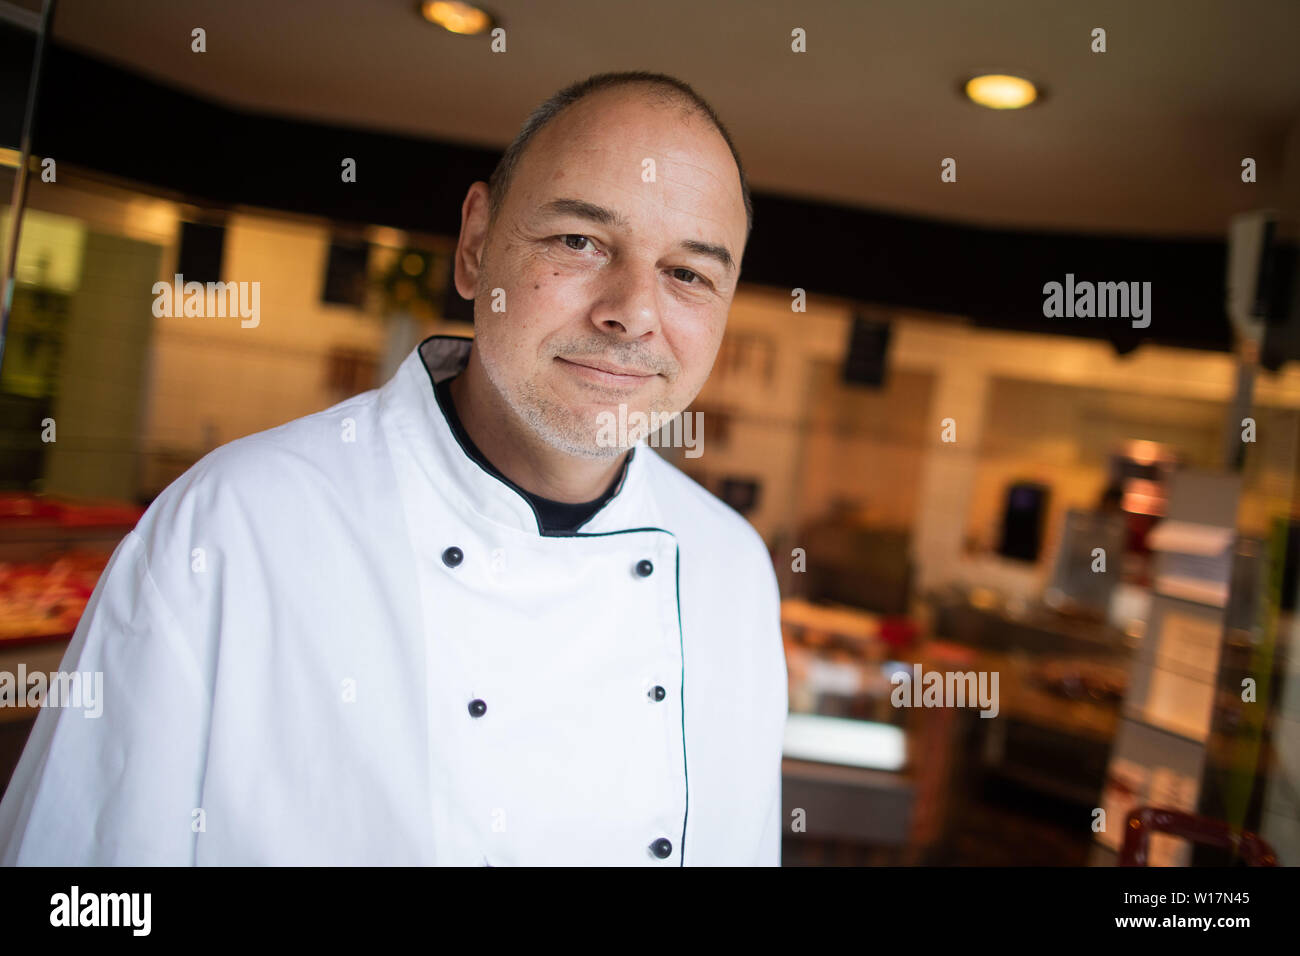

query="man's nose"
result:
[588,261,662,339]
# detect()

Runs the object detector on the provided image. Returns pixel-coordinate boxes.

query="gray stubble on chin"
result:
[505,376,627,460]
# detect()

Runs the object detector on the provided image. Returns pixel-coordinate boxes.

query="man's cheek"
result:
[666,321,721,376]
[528,277,590,326]
[494,281,553,332]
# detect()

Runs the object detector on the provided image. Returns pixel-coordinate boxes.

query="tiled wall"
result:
[142,212,389,490]
[698,305,1300,594]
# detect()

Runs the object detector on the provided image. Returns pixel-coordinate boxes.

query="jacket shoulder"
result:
[201,388,384,475]
[133,389,386,549]
[639,447,771,565]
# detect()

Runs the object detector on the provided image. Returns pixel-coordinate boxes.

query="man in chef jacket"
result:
[0,71,788,866]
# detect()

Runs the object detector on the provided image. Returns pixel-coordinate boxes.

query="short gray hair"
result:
[487,71,753,235]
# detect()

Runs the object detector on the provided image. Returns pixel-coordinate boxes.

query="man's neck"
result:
[448,348,628,504]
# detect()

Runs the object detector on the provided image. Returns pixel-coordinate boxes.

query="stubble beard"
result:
[482,351,689,460]
[501,368,628,461]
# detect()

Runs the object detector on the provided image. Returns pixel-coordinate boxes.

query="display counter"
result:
[779,597,967,863]
[0,493,141,720]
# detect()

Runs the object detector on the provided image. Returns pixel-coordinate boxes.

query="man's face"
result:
[456,86,749,459]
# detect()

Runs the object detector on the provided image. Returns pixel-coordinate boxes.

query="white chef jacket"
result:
[0,336,788,866]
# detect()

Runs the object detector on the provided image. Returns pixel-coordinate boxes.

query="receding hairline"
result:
[486,72,753,236]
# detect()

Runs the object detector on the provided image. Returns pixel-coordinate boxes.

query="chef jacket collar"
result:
[384,335,659,537]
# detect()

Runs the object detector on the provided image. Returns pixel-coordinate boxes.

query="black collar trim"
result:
[416,334,637,538]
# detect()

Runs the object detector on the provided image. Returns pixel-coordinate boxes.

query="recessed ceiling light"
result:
[964,74,1039,110]
[419,1,495,35]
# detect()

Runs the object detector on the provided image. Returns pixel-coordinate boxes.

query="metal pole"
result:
[1223,337,1259,472]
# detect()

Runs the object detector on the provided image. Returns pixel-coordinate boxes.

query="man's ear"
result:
[454,182,492,299]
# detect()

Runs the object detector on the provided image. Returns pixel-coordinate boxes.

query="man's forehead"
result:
[515,102,747,243]
[543,95,724,166]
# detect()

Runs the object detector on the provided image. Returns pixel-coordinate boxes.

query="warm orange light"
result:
[964,74,1038,110]
[1126,440,1162,466]
[420,1,493,35]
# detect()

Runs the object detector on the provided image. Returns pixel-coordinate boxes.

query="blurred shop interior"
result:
[3,0,1300,866]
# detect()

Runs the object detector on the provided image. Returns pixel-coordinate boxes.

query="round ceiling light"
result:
[420,1,495,35]
[964,74,1039,110]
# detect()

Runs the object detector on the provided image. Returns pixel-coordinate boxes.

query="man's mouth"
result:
[555,356,658,388]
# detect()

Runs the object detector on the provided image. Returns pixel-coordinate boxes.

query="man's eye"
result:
[671,267,700,284]
[562,235,593,251]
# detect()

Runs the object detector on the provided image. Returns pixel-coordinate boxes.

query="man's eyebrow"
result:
[679,238,735,274]
[539,197,736,273]
[539,198,629,228]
